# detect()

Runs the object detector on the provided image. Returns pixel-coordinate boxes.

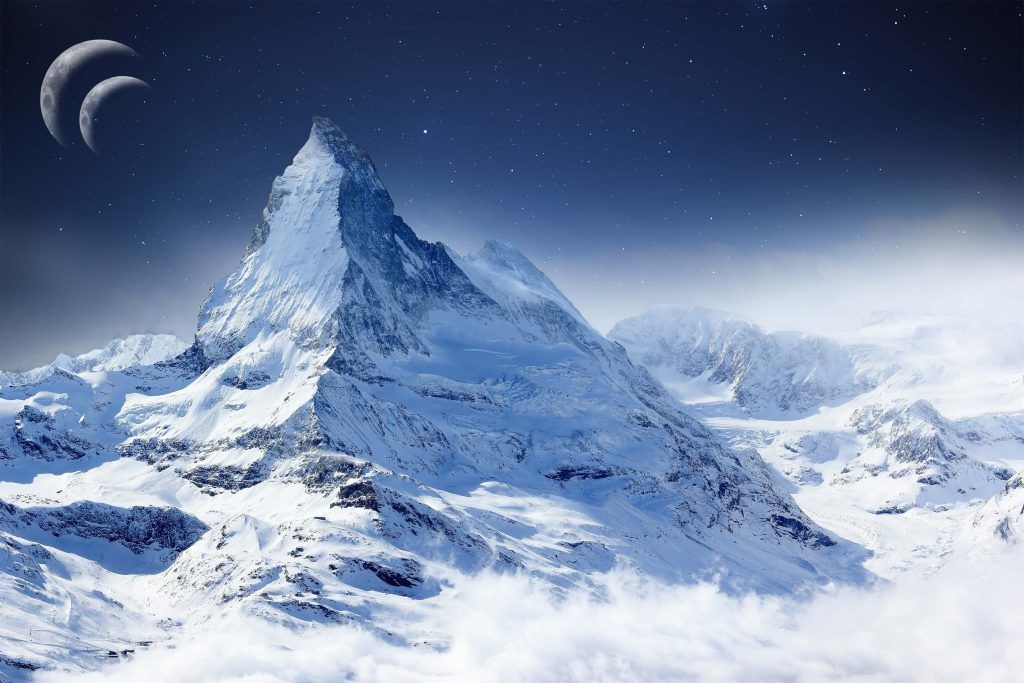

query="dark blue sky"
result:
[1,1,1021,369]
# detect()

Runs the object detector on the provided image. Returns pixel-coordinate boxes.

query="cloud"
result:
[549,207,1024,339]
[51,547,1024,683]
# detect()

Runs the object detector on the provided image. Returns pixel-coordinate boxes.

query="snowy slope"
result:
[0,119,869,677]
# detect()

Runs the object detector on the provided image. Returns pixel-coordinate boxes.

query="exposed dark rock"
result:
[544,465,618,481]
[1,499,208,555]
[12,406,92,461]
[769,514,836,547]
[300,454,367,492]
[0,654,40,671]
[184,462,268,491]
[329,479,379,512]
[332,556,424,590]
[222,370,273,390]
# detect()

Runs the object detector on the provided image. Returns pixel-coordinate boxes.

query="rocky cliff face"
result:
[1,499,207,557]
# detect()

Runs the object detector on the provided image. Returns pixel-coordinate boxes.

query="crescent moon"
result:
[79,76,152,155]
[39,40,139,147]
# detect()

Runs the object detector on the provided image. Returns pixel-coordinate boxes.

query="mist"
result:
[548,207,1023,340]
[54,547,1024,683]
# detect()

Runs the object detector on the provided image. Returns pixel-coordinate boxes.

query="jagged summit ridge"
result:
[309,116,390,200]
[245,117,391,258]
[198,117,496,364]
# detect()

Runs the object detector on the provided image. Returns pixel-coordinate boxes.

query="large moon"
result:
[79,76,152,154]
[39,39,139,147]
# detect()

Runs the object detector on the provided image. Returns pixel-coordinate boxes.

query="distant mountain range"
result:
[611,304,1023,577]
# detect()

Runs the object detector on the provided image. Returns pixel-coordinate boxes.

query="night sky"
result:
[1,1,1021,370]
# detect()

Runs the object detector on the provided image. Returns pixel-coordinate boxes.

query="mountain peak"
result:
[305,117,389,197]
[310,115,337,134]
[198,119,490,362]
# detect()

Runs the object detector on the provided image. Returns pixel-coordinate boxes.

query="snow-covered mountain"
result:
[610,305,1024,578]
[0,119,868,677]
[0,335,190,464]
[609,305,886,416]
[971,471,1024,545]
[0,334,187,387]
[844,399,1012,508]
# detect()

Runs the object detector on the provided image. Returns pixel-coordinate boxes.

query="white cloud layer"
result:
[52,547,1024,683]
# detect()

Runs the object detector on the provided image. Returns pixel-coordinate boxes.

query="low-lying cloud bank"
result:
[48,548,1024,683]
[556,207,1024,339]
